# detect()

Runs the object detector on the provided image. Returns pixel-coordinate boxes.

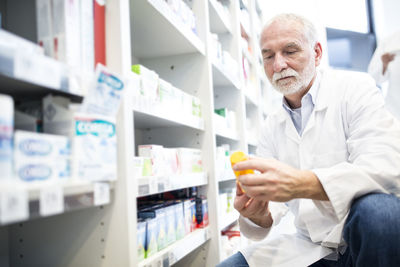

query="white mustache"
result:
[272,69,299,82]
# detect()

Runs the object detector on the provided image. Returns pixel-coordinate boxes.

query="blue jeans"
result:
[217,193,400,267]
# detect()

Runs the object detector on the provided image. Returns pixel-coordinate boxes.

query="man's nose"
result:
[273,54,288,73]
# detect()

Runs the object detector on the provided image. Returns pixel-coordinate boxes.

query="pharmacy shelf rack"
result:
[0,48,83,102]
[212,60,241,90]
[137,173,208,197]
[209,0,232,34]
[0,180,114,227]
[139,227,211,267]
[133,107,205,131]
[130,0,206,58]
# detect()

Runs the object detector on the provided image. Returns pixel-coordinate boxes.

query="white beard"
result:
[270,61,315,96]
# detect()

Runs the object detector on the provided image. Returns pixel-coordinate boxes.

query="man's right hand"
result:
[234,182,273,228]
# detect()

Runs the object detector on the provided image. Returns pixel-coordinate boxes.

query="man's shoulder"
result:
[322,68,372,83]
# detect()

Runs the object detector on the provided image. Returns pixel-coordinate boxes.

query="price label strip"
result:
[0,186,29,224]
[40,185,64,217]
[94,182,110,206]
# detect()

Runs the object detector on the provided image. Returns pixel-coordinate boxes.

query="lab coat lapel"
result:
[277,108,301,144]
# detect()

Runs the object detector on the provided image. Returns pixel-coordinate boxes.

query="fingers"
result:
[236,181,244,196]
[234,193,251,211]
[232,158,276,173]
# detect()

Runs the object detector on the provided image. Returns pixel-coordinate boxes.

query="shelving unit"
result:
[0,0,269,266]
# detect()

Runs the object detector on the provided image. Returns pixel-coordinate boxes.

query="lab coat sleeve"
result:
[368,41,390,86]
[239,201,289,241]
[313,73,400,222]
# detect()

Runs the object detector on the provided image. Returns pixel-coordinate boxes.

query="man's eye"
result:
[285,51,296,55]
[264,55,273,60]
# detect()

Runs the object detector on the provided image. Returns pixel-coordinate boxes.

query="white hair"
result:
[262,13,318,47]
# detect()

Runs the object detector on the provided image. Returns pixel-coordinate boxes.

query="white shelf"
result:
[215,127,240,141]
[242,47,254,65]
[219,211,239,230]
[133,106,205,131]
[0,45,82,101]
[218,169,236,182]
[137,173,208,197]
[139,227,211,267]
[0,180,114,226]
[212,60,241,89]
[209,0,232,34]
[245,90,259,107]
[131,0,205,58]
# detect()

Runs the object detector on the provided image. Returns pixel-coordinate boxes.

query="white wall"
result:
[260,0,330,67]
[372,0,400,43]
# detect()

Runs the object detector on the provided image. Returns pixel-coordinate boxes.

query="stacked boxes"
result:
[137,198,201,261]
[131,64,202,123]
[14,131,70,182]
[137,145,202,176]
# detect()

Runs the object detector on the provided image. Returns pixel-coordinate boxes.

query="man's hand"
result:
[233,157,329,202]
[381,53,395,75]
[234,182,272,228]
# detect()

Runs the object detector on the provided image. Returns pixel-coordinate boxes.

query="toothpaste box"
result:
[14,131,70,182]
[196,197,209,228]
[80,64,125,117]
[71,114,117,181]
[165,204,177,246]
[137,220,146,261]
[174,201,185,240]
[145,217,159,258]
[14,131,70,160]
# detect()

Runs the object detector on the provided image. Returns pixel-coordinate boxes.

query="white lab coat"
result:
[239,68,400,267]
[368,31,400,120]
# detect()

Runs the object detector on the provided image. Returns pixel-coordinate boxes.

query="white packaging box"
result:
[80,64,125,118]
[0,29,44,55]
[15,160,70,182]
[14,130,70,161]
[0,94,14,180]
[163,148,179,175]
[219,192,228,214]
[183,199,192,234]
[79,0,94,75]
[14,130,71,182]
[71,113,117,181]
[51,0,81,69]
[35,0,53,56]
[138,145,165,176]
[176,148,203,174]
[132,65,159,106]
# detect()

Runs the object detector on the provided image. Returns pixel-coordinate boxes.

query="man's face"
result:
[260,21,319,95]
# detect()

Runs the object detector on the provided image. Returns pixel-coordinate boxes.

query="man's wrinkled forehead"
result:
[260,20,307,47]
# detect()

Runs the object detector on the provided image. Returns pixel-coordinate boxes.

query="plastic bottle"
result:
[230,151,253,193]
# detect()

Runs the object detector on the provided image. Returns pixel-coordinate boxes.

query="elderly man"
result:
[217,13,400,267]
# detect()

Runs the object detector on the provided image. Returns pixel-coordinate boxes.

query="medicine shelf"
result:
[242,47,254,65]
[215,127,240,142]
[0,51,83,102]
[138,227,211,267]
[130,0,206,58]
[219,210,239,230]
[217,169,236,182]
[137,172,208,197]
[212,60,241,90]
[209,0,232,34]
[0,180,114,226]
[133,109,205,131]
[245,91,259,108]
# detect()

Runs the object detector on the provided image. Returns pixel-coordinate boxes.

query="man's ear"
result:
[314,42,323,66]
